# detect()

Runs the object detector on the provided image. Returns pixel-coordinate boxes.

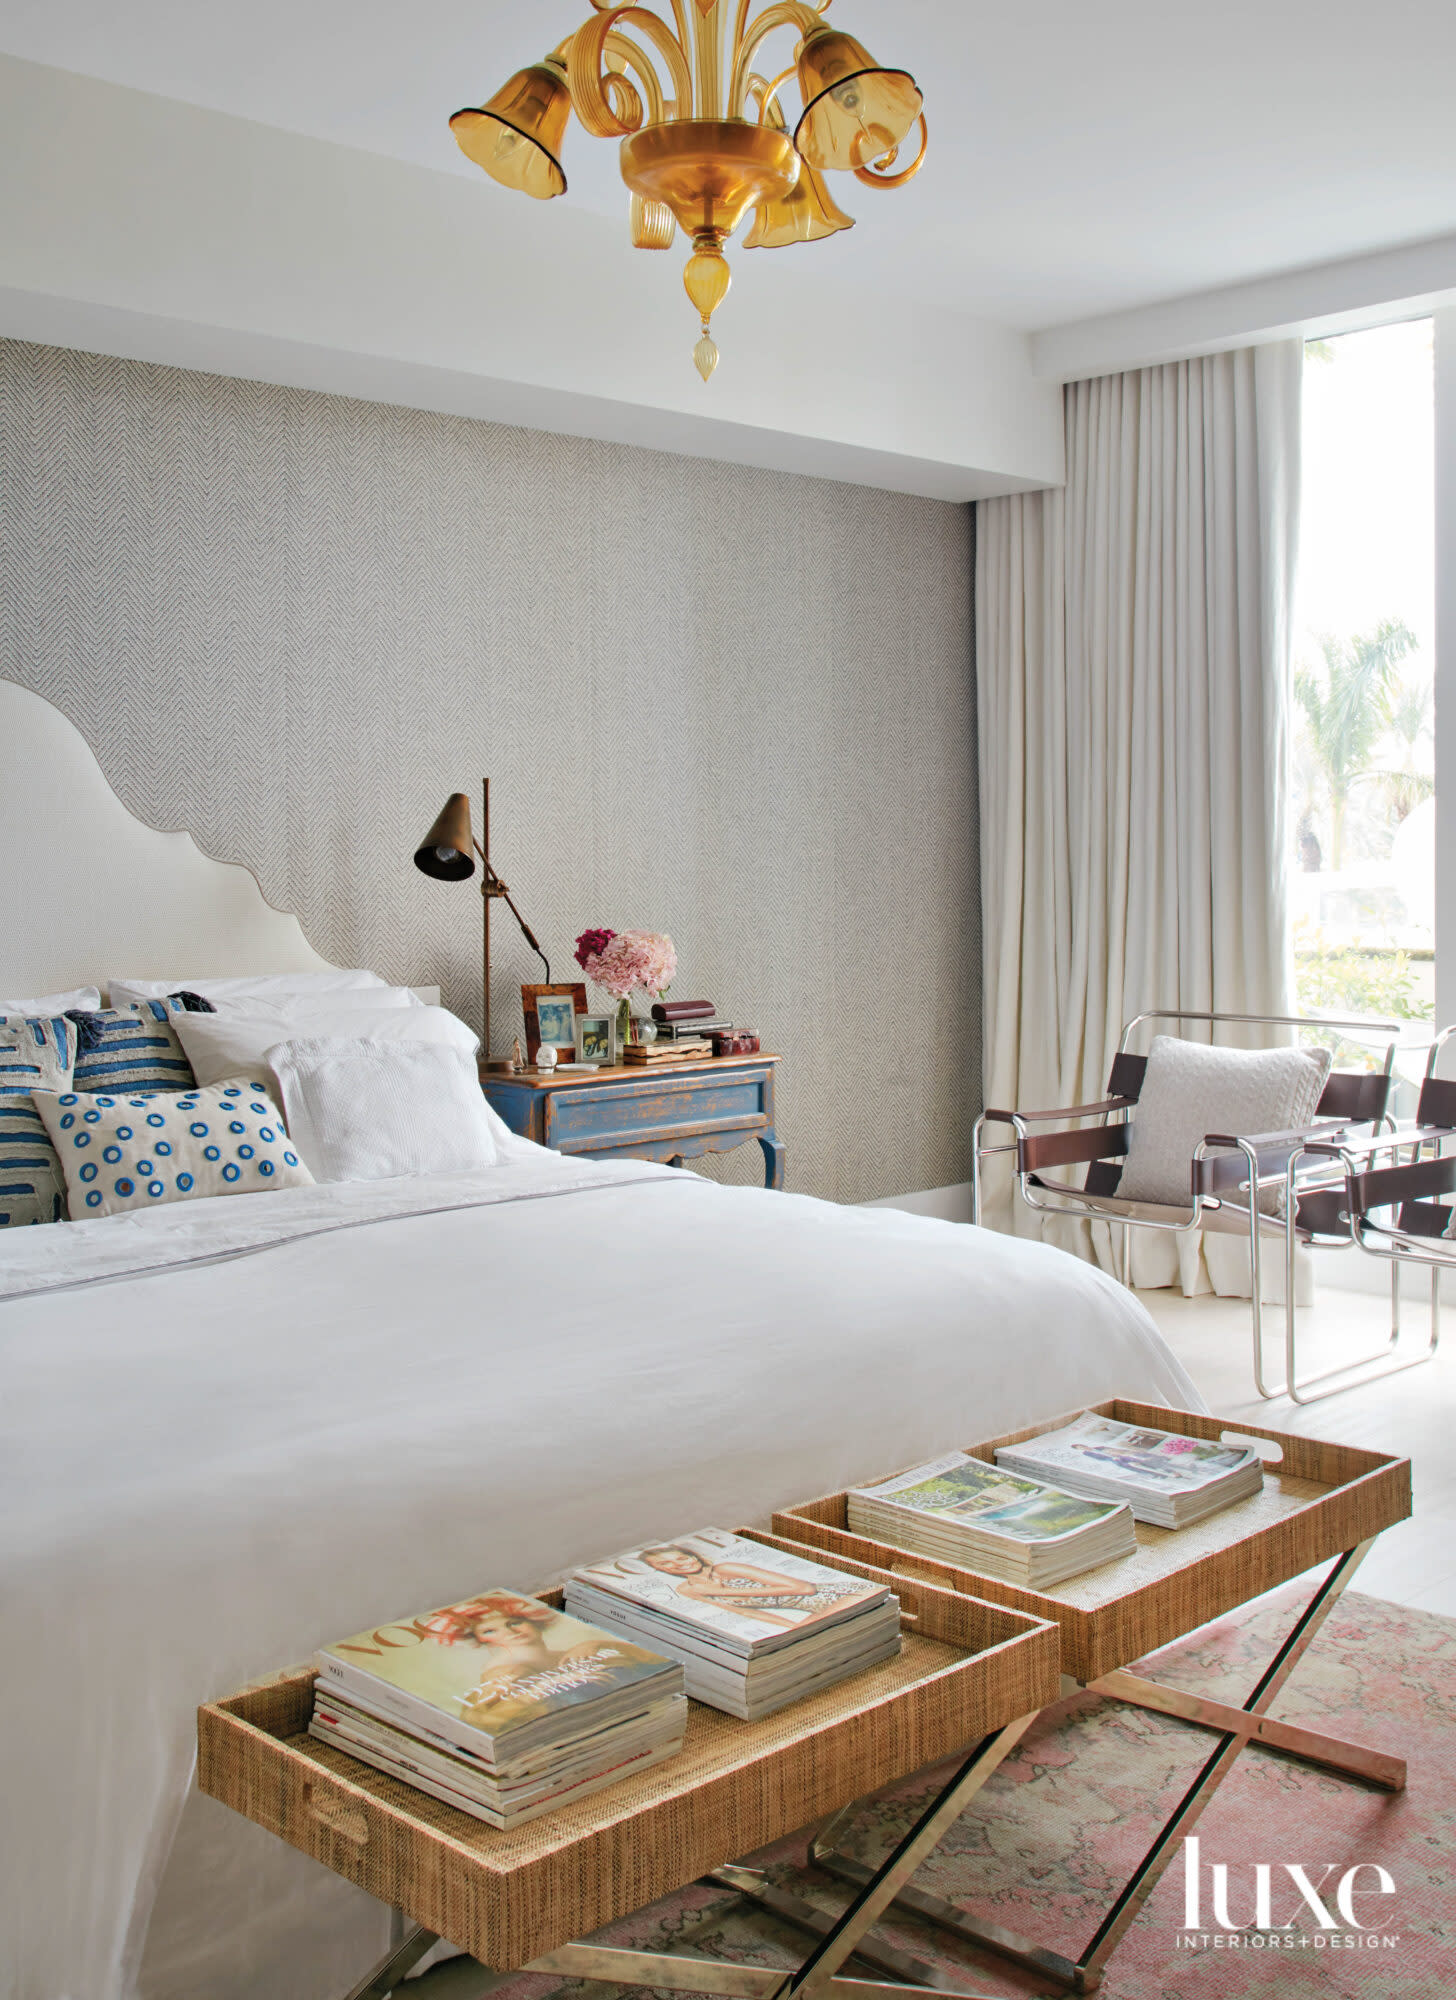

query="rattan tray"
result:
[197,1531,1058,1969]
[772,1401,1411,1683]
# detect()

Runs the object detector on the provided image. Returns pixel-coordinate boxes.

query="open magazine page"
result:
[573,1528,886,1644]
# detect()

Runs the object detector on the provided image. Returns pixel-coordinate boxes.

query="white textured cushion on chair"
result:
[270,1039,499,1183]
[1117,1034,1333,1212]
[173,1003,477,1090]
[107,970,391,1010]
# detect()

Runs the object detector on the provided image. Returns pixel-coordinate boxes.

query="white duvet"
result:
[0,1147,1196,2000]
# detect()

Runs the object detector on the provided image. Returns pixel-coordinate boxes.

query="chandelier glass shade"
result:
[449,60,572,201]
[449,3,925,381]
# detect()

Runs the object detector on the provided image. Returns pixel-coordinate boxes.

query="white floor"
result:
[1138,1277,1452,1617]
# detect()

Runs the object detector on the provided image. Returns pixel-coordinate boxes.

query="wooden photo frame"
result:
[574,1011,617,1067]
[522,983,587,1066]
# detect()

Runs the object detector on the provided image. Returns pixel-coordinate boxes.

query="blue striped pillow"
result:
[0,1014,76,1226]
[69,999,196,1094]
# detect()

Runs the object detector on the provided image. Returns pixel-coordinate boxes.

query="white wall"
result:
[862,1184,973,1223]
[1033,233,1456,384]
[0,54,1063,502]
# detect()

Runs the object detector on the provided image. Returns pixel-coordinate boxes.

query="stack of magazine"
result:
[848,1451,1137,1587]
[995,1414,1265,1529]
[310,1588,686,1828]
[565,1529,901,1721]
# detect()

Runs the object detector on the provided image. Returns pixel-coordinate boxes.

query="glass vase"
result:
[616,996,631,1056]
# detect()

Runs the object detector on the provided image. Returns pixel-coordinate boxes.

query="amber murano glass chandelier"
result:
[449,2,926,381]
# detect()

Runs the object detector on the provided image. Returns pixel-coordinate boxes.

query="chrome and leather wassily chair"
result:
[1284,1026,1455,1401]
[972,1009,1405,1404]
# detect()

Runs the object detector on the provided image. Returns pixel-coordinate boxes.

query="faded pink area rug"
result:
[469,1588,1454,2000]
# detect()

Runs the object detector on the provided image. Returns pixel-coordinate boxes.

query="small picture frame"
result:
[522,983,587,1066]
[575,1012,617,1066]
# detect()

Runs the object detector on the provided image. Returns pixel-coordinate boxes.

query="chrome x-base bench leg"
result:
[342,1924,441,2000]
[337,1717,1038,2000]
[809,1542,1397,1994]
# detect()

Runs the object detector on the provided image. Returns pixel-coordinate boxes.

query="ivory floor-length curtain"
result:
[976,341,1303,1296]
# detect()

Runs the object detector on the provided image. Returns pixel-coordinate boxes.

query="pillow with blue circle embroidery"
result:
[35,1080,314,1218]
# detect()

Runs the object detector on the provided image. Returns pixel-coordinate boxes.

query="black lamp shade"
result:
[414,793,476,881]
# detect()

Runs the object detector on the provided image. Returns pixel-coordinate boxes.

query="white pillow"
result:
[35,1080,313,1217]
[173,1003,478,1090]
[270,1040,498,1183]
[106,970,389,1010]
[206,987,417,1017]
[1117,1035,1334,1213]
[0,987,100,1013]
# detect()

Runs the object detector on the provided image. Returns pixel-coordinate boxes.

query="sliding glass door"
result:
[1291,320,1436,1080]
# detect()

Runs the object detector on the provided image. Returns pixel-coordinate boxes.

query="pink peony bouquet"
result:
[573,927,677,1003]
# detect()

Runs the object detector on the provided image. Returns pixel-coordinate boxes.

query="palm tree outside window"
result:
[1290,323,1435,1061]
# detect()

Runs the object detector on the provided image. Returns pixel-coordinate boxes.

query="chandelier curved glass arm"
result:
[853,112,928,188]
[605,31,666,123]
[731,0,832,63]
[570,7,691,134]
[727,2,828,119]
[744,66,799,126]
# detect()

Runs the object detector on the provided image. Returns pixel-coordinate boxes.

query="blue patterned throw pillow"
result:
[35,1080,314,1219]
[68,998,197,1093]
[0,1014,76,1227]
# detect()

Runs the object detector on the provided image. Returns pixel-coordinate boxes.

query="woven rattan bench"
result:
[199,1533,1060,2000]
[774,1400,1412,1993]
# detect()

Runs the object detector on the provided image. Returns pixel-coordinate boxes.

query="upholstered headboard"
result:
[0,679,338,998]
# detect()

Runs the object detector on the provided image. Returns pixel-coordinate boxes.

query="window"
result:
[1291,321,1436,1055]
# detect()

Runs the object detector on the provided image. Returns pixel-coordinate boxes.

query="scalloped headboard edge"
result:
[0,679,338,1000]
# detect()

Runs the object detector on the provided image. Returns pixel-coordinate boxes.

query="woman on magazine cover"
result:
[639,1543,869,1629]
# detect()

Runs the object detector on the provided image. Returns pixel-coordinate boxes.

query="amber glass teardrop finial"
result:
[683,231,729,382]
[683,235,731,320]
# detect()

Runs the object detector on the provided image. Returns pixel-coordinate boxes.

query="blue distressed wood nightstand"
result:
[481,1052,784,1188]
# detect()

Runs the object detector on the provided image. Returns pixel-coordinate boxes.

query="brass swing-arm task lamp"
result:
[414,782,550,1069]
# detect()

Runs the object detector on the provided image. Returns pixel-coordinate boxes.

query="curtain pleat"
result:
[975,340,1303,1296]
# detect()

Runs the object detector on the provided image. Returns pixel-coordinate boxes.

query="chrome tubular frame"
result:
[1267,1140,1441,1403]
[973,1009,1419,1405]
[1269,1026,1456,1402]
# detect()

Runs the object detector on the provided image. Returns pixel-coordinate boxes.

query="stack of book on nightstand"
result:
[635,1000,730,1060]
[622,1040,709,1065]
[651,1019,734,1042]
[310,1588,686,1828]
[630,998,734,1062]
[565,1528,900,1720]
[848,1451,1137,1588]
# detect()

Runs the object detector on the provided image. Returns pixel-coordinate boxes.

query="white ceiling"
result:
[3,0,1455,331]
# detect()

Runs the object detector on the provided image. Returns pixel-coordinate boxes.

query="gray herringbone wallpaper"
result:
[0,337,978,1202]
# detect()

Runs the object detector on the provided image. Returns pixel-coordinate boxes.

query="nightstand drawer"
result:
[546,1069,772,1154]
[481,1053,784,1186]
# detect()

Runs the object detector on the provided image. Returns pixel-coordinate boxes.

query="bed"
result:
[0,682,1198,2000]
